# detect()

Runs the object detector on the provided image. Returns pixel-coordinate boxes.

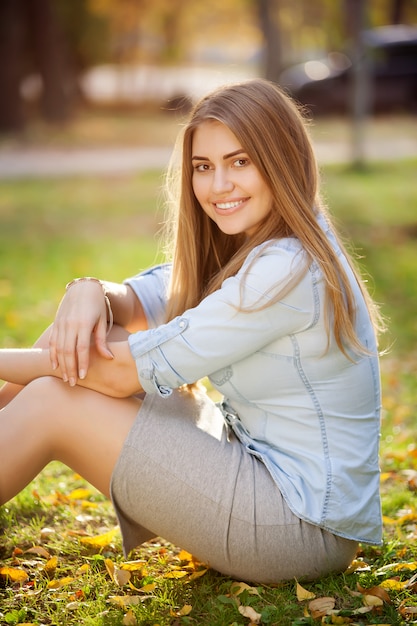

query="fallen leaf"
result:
[308,596,336,618]
[363,594,384,607]
[80,527,119,548]
[188,568,208,581]
[231,581,261,597]
[46,576,75,589]
[122,609,138,625]
[296,580,316,601]
[379,578,407,591]
[357,584,391,603]
[0,566,29,582]
[69,488,92,500]
[108,595,144,607]
[164,570,188,578]
[169,604,192,617]
[43,555,58,577]
[26,546,51,559]
[238,605,262,623]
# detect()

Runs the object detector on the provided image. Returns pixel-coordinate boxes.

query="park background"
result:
[0,1,417,625]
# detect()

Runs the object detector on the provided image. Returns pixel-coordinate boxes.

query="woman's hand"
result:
[49,279,114,386]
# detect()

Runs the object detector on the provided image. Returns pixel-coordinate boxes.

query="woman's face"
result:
[191,121,273,237]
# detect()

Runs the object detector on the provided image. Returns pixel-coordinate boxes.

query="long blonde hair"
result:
[163,78,384,355]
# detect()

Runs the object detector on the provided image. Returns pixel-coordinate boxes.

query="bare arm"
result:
[0,340,142,399]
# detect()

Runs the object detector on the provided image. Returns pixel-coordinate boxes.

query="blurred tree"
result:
[257,0,283,81]
[343,0,369,167]
[0,0,25,131]
[25,0,73,123]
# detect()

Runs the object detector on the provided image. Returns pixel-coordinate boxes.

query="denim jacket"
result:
[125,217,382,545]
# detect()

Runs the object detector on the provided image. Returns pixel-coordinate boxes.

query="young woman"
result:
[0,78,384,584]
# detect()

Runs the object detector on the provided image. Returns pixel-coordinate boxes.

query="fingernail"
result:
[62,374,68,382]
[79,369,86,380]
[69,377,76,387]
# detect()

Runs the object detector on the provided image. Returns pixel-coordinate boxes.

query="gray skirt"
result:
[110,387,357,584]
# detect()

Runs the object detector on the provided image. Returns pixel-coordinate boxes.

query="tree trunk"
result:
[257,0,283,83]
[24,0,71,123]
[391,0,406,24]
[343,0,369,168]
[0,0,25,132]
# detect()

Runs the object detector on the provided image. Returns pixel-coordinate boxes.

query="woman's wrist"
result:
[65,277,114,335]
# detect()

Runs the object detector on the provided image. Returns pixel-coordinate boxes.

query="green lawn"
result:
[0,158,416,625]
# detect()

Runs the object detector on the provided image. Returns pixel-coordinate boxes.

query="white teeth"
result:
[216,200,242,209]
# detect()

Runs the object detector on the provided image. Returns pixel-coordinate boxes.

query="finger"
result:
[93,317,115,363]
[75,326,93,381]
[49,324,59,371]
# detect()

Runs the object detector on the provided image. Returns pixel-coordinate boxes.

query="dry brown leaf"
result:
[114,568,131,587]
[308,596,336,618]
[357,583,391,603]
[238,605,262,623]
[296,580,316,601]
[25,546,51,559]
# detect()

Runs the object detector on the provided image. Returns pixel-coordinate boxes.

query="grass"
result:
[1,150,417,624]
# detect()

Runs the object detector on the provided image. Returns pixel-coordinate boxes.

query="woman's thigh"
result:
[0,376,141,502]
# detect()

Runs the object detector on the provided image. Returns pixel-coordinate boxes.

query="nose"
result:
[211,166,234,195]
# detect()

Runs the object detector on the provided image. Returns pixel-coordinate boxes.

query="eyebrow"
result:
[191,149,245,161]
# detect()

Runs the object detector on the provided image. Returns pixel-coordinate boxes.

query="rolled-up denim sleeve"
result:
[127,243,315,397]
[124,264,171,328]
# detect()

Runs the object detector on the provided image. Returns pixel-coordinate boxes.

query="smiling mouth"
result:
[215,199,246,210]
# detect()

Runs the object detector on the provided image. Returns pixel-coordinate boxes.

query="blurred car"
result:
[279,24,417,114]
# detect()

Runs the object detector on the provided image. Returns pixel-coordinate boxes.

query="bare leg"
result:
[0,324,130,409]
[0,376,141,504]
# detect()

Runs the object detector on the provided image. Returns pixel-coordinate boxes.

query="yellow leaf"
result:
[69,488,92,500]
[238,605,262,623]
[170,604,193,617]
[47,576,75,589]
[108,595,142,607]
[380,578,407,590]
[44,556,58,576]
[382,515,397,525]
[122,609,138,625]
[76,563,90,575]
[0,566,29,582]
[178,549,194,562]
[120,560,147,572]
[105,558,115,581]
[189,568,208,581]
[296,580,316,601]
[164,570,188,578]
[139,583,157,593]
[231,581,261,597]
[80,527,119,548]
